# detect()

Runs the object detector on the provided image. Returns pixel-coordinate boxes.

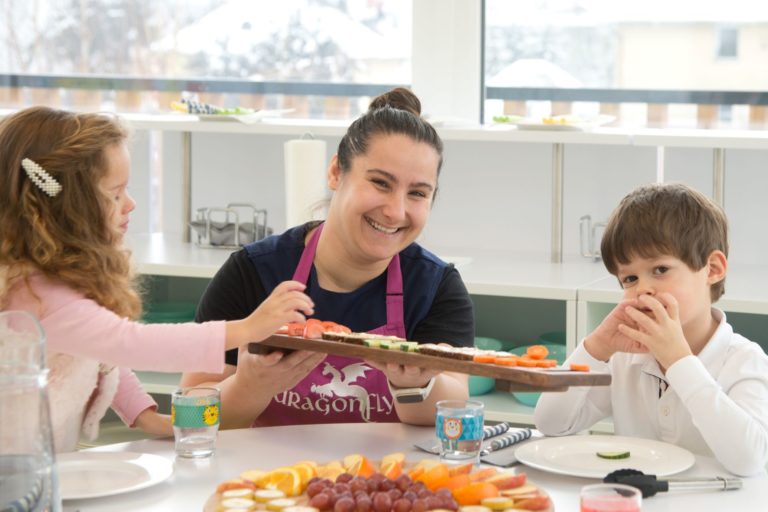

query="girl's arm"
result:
[110,368,171,436]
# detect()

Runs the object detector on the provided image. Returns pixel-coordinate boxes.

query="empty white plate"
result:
[58,451,173,500]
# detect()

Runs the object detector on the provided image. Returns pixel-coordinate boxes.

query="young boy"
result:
[534,182,768,476]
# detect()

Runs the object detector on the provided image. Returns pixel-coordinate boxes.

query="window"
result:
[0,0,412,119]
[484,0,768,128]
[716,26,739,59]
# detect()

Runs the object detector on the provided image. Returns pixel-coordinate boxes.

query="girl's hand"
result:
[584,299,648,361]
[618,293,692,369]
[133,408,172,437]
[247,280,314,342]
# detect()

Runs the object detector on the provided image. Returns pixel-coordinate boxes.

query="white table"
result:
[61,423,764,512]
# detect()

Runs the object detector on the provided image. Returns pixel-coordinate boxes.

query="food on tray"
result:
[596,450,631,460]
[570,363,590,372]
[171,98,256,116]
[491,115,525,124]
[269,320,579,373]
[209,454,551,512]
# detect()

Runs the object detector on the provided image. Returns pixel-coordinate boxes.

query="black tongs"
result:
[604,468,742,498]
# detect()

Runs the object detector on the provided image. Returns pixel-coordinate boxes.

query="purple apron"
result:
[253,223,405,426]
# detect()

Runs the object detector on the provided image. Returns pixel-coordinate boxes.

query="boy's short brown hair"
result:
[600,182,728,302]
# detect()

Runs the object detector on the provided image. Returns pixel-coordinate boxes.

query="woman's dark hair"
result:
[336,87,444,175]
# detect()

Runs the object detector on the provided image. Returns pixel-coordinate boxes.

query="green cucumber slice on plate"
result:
[596,450,631,460]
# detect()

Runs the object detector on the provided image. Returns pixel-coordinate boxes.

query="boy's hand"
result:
[247,280,314,342]
[584,300,648,361]
[618,293,691,369]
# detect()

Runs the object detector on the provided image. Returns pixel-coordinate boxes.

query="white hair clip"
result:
[21,158,62,197]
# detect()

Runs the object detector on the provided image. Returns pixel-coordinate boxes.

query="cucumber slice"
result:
[596,450,631,460]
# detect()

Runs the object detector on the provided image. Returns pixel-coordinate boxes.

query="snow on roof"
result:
[153,0,408,60]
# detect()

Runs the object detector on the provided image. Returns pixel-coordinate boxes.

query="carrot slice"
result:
[494,357,518,367]
[535,359,557,368]
[570,363,590,372]
[516,357,538,367]
[473,354,497,364]
[525,345,549,360]
[303,320,325,339]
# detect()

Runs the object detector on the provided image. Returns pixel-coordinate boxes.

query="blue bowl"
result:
[469,375,496,396]
[470,337,505,395]
[508,343,567,407]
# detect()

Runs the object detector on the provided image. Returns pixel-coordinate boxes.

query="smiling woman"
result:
[182,87,476,430]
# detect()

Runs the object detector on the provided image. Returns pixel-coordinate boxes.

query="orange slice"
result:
[256,467,302,497]
[415,463,450,491]
[342,454,375,478]
[292,462,317,488]
[380,460,403,479]
[380,452,406,467]
[452,482,500,506]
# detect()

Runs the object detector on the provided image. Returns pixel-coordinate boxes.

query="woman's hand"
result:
[234,346,327,396]
[363,359,439,389]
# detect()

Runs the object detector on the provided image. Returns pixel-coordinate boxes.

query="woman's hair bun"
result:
[368,87,421,116]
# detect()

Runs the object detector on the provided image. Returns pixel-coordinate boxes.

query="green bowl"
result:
[509,342,567,407]
[470,337,505,395]
[469,375,496,396]
[142,302,197,324]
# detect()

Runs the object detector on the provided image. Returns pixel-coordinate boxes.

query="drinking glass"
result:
[172,387,221,458]
[580,483,642,512]
[435,400,485,466]
[0,311,61,511]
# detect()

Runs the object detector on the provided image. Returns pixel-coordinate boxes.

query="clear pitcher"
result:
[0,310,61,512]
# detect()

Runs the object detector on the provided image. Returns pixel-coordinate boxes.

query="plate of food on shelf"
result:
[205,452,552,512]
[492,114,615,131]
[170,98,294,123]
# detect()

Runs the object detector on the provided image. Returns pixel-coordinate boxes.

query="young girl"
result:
[0,106,314,452]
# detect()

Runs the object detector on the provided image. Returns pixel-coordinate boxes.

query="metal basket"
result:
[189,203,270,249]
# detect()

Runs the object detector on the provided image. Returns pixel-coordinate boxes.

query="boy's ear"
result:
[706,250,728,285]
[327,155,341,191]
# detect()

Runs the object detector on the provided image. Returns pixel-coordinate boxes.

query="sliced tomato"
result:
[284,322,305,336]
[303,319,325,339]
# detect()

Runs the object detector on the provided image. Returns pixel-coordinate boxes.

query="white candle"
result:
[283,138,328,228]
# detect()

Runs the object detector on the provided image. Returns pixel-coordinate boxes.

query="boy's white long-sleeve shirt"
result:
[534,309,768,476]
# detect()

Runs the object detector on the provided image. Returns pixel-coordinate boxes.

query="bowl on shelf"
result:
[509,335,567,407]
[469,337,506,396]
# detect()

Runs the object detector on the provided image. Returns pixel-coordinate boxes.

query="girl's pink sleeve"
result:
[41,293,229,374]
[111,368,158,427]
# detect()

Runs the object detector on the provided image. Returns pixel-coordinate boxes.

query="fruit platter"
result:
[491,114,615,131]
[205,453,552,512]
[248,320,610,393]
[169,98,294,123]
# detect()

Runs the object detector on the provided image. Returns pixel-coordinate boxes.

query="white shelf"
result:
[578,263,768,315]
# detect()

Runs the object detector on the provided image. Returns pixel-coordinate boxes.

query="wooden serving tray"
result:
[248,335,610,392]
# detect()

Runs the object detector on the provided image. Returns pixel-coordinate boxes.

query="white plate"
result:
[515,435,695,479]
[512,114,615,131]
[58,451,173,500]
